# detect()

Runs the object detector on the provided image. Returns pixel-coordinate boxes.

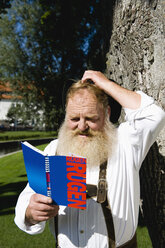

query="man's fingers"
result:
[34,205,59,217]
[26,194,59,224]
[30,194,59,214]
[81,70,94,83]
[30,201,55,212]
[31,194,53,204]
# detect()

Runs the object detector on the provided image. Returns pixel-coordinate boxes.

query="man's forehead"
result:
[68,89,98,104]
[71,89,95,98]
[66,91,104,115]
[67,91,99,107]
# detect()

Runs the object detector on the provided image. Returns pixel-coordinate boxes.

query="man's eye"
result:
[71,118,79,122]
[86,117,98,122]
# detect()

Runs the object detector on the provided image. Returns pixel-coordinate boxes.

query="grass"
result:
[0,131,57,141]
[0,145,153,247]
[0,215,55,248]
[137,226,152,248]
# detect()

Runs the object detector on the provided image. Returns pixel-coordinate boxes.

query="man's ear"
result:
[107,106,111,117]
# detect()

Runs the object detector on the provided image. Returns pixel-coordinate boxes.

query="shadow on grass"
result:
[0,180,27,216]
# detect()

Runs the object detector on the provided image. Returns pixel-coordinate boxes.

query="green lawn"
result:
[0,146,152,247]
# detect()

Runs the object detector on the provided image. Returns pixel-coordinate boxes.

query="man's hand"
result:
[81,70,109,91]
[81,70,141,110]
[25,194,59,225]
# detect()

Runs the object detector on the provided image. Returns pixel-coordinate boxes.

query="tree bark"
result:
[105,0,165,247]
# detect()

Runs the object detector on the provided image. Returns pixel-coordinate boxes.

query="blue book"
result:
[21,141,86,209]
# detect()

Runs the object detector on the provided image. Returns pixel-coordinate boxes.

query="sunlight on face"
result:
[66,89,105,139]
[56,88,116,167]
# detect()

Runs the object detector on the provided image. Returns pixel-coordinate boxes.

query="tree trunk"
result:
[105,0,165,247]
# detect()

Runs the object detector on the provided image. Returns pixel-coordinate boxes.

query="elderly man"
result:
[15,71,165,247]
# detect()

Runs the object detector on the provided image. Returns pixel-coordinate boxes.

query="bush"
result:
[0,131,57,141]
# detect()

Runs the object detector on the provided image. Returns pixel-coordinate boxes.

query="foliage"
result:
[7,103,22,122]
[0,0,113,130]
[0,0,60,130]
[0,130,57,141]
[39,0,114,71]
[7,102,43,129]
[0,0,11,15]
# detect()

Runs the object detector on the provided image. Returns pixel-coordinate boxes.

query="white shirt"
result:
[14,91,165,247]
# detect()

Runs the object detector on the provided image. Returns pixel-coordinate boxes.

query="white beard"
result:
[56,117,117,168]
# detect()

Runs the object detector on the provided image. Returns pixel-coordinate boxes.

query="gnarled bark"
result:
[106,0,165,247]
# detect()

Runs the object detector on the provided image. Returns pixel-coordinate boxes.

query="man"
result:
[15,70,165,247]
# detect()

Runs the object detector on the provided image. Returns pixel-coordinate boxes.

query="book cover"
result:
[21,141,87,209]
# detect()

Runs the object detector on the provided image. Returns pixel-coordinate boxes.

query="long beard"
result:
[56,117,117,168]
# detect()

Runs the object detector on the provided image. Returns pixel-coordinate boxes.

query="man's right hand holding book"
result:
[25,194,59,225]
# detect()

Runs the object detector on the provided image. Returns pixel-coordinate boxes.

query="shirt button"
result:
[80,230,84,234]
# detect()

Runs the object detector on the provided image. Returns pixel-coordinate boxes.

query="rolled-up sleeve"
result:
[14,183,46,235]
[120,91,165,168]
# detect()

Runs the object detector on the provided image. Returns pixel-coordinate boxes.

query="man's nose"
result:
[78,119,88,131]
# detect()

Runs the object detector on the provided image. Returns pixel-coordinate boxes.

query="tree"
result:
[39,0,114,72]
[0,0,113,129]
[106,0,165,247]
[0,0,63,130]
[0,0,11,15]
[7,102,43,130]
